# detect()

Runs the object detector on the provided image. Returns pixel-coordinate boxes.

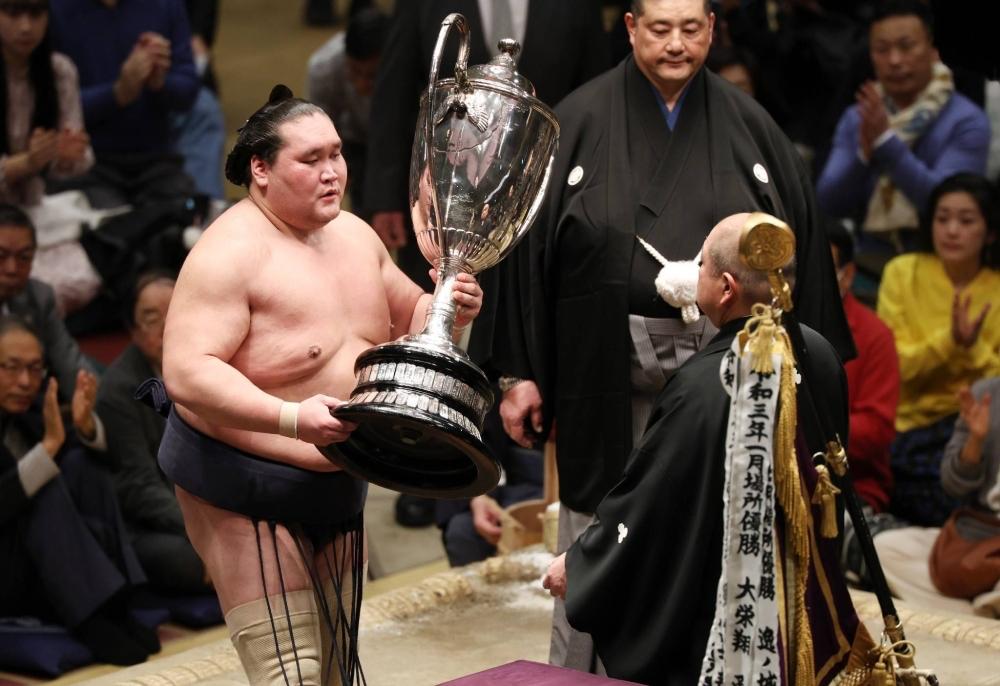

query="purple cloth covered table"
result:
[438,660,645,685]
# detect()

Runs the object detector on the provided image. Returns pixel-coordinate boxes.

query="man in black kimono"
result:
[541,214,871,685]
[496,0,852,670]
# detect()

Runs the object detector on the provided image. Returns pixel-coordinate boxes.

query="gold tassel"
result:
[774,331,808,562]
[744,303,778,374]
[795,571,815,686]
[869,658,893,686]
[812,465,841,539]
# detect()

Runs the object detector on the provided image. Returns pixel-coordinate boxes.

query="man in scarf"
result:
[816,0,989,253]
[541,214,874,685]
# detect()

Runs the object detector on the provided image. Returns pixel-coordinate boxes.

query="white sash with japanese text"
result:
[700,337,783,686]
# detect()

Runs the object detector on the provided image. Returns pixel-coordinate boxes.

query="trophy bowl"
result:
[322,14,559,498]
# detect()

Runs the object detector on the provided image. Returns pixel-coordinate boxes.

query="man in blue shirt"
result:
[815,0,989,254]
[48,0,201,209]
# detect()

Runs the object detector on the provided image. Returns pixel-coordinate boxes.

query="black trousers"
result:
[0,448,146,627]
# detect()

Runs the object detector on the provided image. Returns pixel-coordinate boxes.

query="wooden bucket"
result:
[496,440,559,555]
[497,499,546,554]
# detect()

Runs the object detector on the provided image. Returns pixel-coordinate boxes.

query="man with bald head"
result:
[540,214,864,685]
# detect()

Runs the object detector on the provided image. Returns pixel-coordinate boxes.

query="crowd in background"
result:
[1,0,998,675]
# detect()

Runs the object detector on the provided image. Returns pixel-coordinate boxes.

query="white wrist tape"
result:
[278,401,300,440]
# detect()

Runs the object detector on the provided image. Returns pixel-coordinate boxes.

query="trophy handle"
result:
[419,13,472,346]
[425,14,471,199]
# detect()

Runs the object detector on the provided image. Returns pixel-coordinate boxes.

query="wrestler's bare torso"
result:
[165,198,424,471]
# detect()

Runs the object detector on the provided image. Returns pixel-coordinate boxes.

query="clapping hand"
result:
[138,32,171,91]
[116,42,155,105]
[56,128,89,166]
[41,378,66,458]
[952,292,991,348]
[27,128,59,173]
[958,386,992,445]
[71,369,98,441]
[856,81,890,160]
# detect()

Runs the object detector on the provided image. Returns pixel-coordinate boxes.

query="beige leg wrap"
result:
[226,590,324,686]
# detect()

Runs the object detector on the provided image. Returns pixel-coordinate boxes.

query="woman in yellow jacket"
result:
[878,173,1000,526]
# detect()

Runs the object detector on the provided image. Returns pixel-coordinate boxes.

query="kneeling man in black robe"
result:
[542,214,873,685]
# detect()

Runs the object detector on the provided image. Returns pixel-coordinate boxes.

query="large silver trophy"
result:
[322,14,559,498]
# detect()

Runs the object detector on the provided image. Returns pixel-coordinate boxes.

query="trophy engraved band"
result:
[321,13,559,498]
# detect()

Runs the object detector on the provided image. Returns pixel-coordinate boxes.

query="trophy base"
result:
[321,339,500,498]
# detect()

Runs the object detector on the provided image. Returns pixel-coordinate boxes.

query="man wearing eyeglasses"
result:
[0,315,156,665]
[0,204,100,406]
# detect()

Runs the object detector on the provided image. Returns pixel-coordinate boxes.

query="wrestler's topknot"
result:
[224,84,326,188]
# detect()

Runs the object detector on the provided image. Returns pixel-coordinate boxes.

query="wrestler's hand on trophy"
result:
[542,553,567,599]
[296,394,358,446]
[372,211,407,249]
[500,380,543,448]
[429,270,483,330]
[41,378,66,459]
[71,369,98,441]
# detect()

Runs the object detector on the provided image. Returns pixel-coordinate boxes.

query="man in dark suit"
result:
[363,0,612,527]
[97,271,208,594]
[0,204,98,401]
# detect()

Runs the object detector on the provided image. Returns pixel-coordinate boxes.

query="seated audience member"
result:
[0,316,157,666]
[828,219,903,585]
[307,6,388,221]
[816,0,989,258]
[829,220,899,512]
[0,204,99,401]
[878,173,999,527]
[46,0,200,209]
[942,379,1000,511]
[98,270,208,594]
[0,0,101,315]
[933,376,1000,605]
[436,427,543,567]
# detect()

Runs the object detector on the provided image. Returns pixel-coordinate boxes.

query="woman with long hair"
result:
[0,0,90,204]
[878,172,1000,527]
[0,0,97,314]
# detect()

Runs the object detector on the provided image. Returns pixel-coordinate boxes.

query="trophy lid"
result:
[465,38,536,97]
